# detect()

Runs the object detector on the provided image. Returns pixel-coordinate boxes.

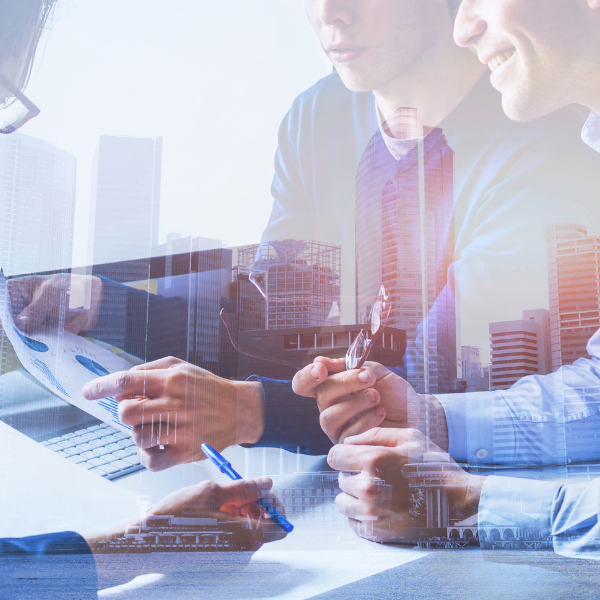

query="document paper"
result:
[0,272,133,432]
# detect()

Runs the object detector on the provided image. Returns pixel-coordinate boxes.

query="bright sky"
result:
[23,0,331,267]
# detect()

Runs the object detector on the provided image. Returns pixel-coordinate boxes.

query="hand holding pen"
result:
[201,443,294,534]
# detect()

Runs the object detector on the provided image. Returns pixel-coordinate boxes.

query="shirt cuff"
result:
[246,376,332,455]
[478,476,561,548]
[435,391,516,465]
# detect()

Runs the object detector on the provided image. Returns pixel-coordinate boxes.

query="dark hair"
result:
[0,0,58,90]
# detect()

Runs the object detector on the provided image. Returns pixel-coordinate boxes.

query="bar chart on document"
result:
[0,271,133,432]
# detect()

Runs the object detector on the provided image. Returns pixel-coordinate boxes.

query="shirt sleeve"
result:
[247,376,333,455]
[436,329,600,467]
[479,475,600,558]
[0,532,97,599]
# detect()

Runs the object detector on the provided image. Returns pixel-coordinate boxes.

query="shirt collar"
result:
[582,112,600,153]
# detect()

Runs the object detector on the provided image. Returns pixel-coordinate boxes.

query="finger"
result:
[338,472,393,506]
[137,446,180,471]
[131,422,176,449]
[337,406,386,443]
[335,491,380,522]
[82,369,166,400]
[345,427,423,448]
[319,389,380,442]
[214,477,274,508]
[315,367,376,411]
[117,397,181,427]
[327,443,396,475]
[130,356,185,371]
[313,356,347,374]
[13,281,57,332]
[291,361,329,398]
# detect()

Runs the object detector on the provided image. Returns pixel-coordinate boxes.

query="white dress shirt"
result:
[437,113,600,557]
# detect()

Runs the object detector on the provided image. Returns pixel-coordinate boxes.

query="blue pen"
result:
[201,443,294,534]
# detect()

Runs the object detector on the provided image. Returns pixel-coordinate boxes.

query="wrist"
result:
[234,380,265,445]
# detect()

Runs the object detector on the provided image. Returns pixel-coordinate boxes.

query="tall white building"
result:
[0,133,76,276]
[489,309,551,392]
[88,135,162,268]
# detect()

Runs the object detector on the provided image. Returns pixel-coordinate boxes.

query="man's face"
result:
[454,0,597,121]
[304,0,453,93]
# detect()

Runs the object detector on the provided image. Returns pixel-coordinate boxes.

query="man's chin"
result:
[501,91,554,123]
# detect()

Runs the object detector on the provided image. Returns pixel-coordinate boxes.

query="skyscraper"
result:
[88,135,162,278]
[545,223,600,370]
[237,240,342,330]
[355,108,456,395]
[0,133,77,434]
[0,132,76,276]
[489,309,551,391]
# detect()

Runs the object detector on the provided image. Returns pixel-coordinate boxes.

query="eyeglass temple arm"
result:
[219,309,301,370]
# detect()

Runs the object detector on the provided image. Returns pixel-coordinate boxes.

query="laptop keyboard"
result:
[41,423,144,480]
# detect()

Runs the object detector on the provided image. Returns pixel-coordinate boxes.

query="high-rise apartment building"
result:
[237,240,341,330]
[545,223,600,370]
[0,133,76,382]
[355,108,456,395]
[88,135,162,280]
[489,309,551,391]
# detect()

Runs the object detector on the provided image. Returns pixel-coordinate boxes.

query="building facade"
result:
[88,135,162,280]
[546,223,600,370]
[489,309,551,391]
[237,240,341,330]
[355,109,456,395]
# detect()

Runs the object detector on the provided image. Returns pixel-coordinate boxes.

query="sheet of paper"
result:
[0,271,133,432]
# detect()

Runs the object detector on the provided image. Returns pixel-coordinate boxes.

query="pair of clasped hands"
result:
[8,274,485,544]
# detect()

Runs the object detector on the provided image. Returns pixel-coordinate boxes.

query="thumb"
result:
[15,285,55,333]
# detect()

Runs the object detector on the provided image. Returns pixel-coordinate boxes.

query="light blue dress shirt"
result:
[438,115,600,557]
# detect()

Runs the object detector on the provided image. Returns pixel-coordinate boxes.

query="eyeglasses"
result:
[0,73,41,135]
[220,279,390,372]
[346,285,391,370]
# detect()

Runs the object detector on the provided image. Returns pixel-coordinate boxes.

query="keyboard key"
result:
[114,433,130,440]
[80,450,100,460]
[109,459,132,470]
[114,449,131,458]
[67,455,87,464]
[89,425,103,431]
[56,440,76,449]
[40,441,51,447]
[102,434,122,444]
[91,466,110,475]
[88,457,108,467]
[76,443,95,453]
[46,444,61,452]
[60,448,78,457]
[82,461,97,470]
[62,433,76,439]
[89,439,107,448]
[103,453,124,463]
[122,456,140,466]
[48,437,62,444]
[104,443,123,453]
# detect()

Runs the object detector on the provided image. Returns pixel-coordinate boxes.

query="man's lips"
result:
[326,46,367,64]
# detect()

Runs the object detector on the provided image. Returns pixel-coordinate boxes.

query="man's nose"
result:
[453,0,487,49]
[319,0,354,27]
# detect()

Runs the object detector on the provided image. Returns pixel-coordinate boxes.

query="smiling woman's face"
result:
[304,0,453,93]
[454,0,598,121]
